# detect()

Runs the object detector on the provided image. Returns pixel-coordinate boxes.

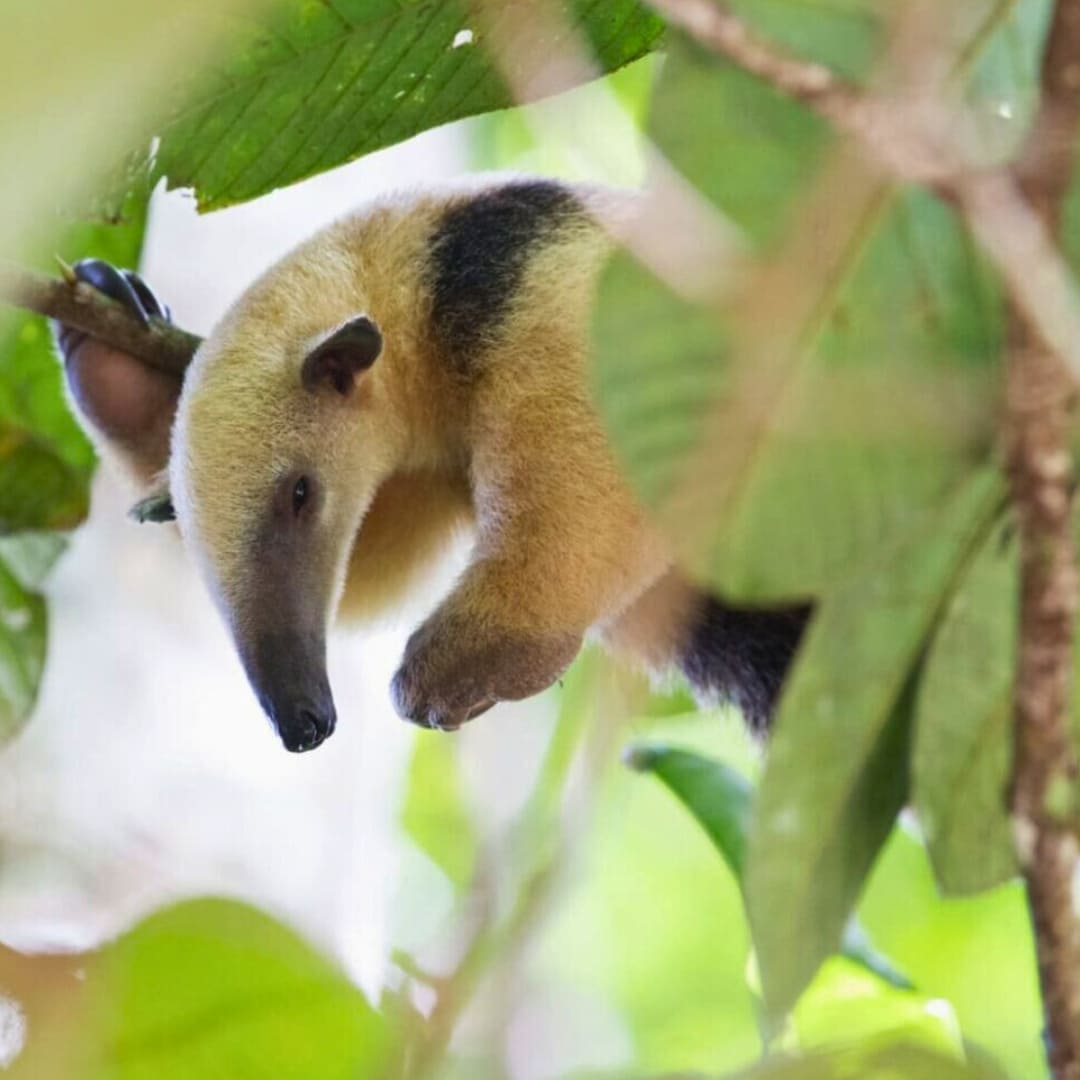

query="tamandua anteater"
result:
[54,178,807,753]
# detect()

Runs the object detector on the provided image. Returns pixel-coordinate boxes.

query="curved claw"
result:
[71,259,170,327]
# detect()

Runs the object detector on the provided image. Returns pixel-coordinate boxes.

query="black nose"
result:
[279,703,336,753]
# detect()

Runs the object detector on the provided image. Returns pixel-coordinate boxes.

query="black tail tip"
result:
[678,593,810,733]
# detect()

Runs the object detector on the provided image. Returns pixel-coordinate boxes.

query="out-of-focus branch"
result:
[1004,3,1080,1077]
[647,0,1080,387]
[0,263,201,377]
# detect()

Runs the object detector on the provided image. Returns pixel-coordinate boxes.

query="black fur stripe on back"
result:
[426,180,586,371]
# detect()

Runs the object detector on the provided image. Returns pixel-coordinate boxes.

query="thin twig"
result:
[0,263,200,377]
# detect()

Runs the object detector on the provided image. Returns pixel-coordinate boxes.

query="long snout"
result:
[240,630,337,752]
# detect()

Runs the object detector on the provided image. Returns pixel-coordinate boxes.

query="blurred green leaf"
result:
[913,515,1018,895]
[402,732,478,888]
[0,421,87,535]
[593,20,1010,603]
[0,532,67,590]
[789,955,958,1059]
[0,1,249,261]
[0,553,47,741]
[961,0,1052,163]
[731,1041,1001,1079]
[149,0,664,209]
[746,469,1004,1024]
[13,898,394,1079]
[628,743,909,991]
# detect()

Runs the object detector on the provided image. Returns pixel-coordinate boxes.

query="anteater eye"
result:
[292,476,310,516]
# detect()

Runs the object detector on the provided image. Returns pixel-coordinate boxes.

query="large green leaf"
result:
[745,470,1004,1025]
[148,0,664,209]
[12,899,394,1079]
[592,8,1037,602]
[912,515,1018,896]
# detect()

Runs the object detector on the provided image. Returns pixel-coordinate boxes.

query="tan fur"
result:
[144,181,675,727]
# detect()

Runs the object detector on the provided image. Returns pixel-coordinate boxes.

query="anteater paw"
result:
[390,616,580,732]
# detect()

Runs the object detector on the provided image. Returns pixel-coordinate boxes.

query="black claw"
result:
[121,269,170,323]
[71,259,169,328]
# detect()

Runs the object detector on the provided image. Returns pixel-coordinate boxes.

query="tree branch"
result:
[1005,3,1080,1076]
[0,263,201,377]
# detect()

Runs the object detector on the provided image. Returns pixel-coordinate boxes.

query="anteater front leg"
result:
[390,390,667,731]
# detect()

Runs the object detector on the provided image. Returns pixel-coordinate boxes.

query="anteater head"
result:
[168,237,397,753]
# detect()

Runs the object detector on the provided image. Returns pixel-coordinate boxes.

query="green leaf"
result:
[401,731,479,888]
[745,469,1004,1024]
[593,20,1010,603]
[149,0,664,210]
[912,515,1018,895]
[625,742,752,877]
[628,743,910,990]
[0,553,47,741]
[13,899,394,1079]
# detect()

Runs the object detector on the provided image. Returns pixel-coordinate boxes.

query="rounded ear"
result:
[301,316,382,396]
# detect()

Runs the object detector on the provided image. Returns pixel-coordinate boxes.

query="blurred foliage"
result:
[402,732,479,888]
[7,899,393,1079]
[584,0,1062,1055]
[0,0,256,259]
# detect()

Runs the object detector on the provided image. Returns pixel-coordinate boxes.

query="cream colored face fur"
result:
[172,233,389,628]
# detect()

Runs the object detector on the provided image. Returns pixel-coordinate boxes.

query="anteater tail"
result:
[677,593,810,733]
